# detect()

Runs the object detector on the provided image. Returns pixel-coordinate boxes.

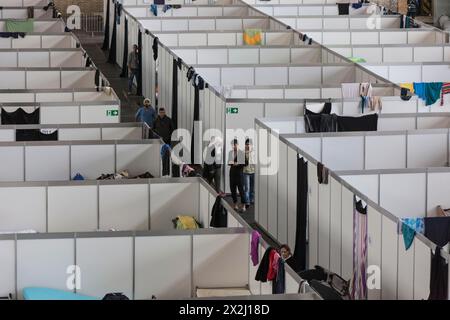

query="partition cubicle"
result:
[0,19,65,33]
[254,119,450,300]
[0,102,120,124]
[0,6,53,19]
[0,123,146,141]
[0,33,77,49]
[339,167,450,219]
[0,177,313,300]
[226,84,397,99]
[0,139,161,182]
[0,0,49,6]
[0,49,85,68]
[0,68,96,90]
[0,89,117,103]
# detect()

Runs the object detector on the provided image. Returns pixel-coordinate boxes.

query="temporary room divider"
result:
[0,123,146,142]
[254,119,450,300]
[123,4,265,18]
[303,29,446,46]
[0,178,241,233]
[0,6,53,19]
[254,3,372,16]
[259,112,450,133]
[0,139,161,182]
[0,0,49,6]
[225,83,397,99]
[0,49,85,68]
[0,34,77,49]
[0,175,314,299]
[0,19,65,33]
[0,89,119,103]
[0,102,121,124]
[0,68,97,90]
[329,44,450,64]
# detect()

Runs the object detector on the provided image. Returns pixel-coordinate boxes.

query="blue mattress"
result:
[23,287,99,300]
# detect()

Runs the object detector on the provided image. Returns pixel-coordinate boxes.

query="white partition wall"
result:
[255,119,450,300]
[0,140,161,182]
[0,228,254,300]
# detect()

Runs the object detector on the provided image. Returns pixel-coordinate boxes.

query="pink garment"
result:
[250,230,261,266]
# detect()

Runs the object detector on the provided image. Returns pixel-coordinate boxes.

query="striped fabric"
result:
[351,196,368,300]
[441,83,450,106]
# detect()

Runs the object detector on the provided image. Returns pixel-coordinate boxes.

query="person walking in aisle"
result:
[135,98,156,133]
[203,136,223,193]
[127,44,139,95]
[228,139,247,212]
[243,138,255,208]
[153,107,174,144]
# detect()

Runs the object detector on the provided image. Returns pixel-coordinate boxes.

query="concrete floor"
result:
[75,31,143,123]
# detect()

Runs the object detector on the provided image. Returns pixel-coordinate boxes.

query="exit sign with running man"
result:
[226,107,239,114]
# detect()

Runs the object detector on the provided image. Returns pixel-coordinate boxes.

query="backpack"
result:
[102,293,130,300]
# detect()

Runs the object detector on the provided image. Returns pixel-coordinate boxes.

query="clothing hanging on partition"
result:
[172,58,181,130]
[137,29,143,96]
[152,37,159,61]
[413,82,443,106]
[210,195,227,228]
[251,230,261,266]
[273,259,286,294]
[337,113,378,132]
[305,102,332,115]
[5,19,34,33]
[161,144,171,176]
[107,2,117,64]
[428,247,448,300]
[424,217,450,247]
[305,114,338,133]
[359,83,373,113]
[351,196,368,300]
[102,0,110,50]
[27,6,34,19]
[441,83,450,106]
[337,3,350,15]
[119,18,128,78]
[400,217,424,250]
[190,74,205,164]
[1,108,39,125]
[293,157,308,272]
[0,32,26,38]
[16,129,58,141]
[255,247,274,282]
[317,162,329,184]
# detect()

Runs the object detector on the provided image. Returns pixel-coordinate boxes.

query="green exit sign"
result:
[106,109,119,117]
[227,107,239,114]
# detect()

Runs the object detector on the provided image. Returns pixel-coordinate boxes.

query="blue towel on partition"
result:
[414,82,444,106]
[150,4,158,16]
[401,218,424,250]
[23,287,99,300]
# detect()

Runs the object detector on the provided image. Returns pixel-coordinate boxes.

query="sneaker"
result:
[241,206,246,213]
[233,205,239,211]
[245,204,250,209]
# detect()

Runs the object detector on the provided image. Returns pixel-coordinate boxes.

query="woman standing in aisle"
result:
[228,139,247,212]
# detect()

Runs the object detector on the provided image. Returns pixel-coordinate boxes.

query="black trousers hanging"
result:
[429,247,448,300]
[137,29,143,96]
[293,157,308,272]
[101,0,110,50]
[172,58,179,130]
[119,18,128,78]
[107,2,117,64]
[191,85,200,164]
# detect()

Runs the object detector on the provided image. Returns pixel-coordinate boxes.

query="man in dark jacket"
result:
[153,108,174,144]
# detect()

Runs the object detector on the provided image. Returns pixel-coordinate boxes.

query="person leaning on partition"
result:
[127,44,139,95]
[228,139,247,213]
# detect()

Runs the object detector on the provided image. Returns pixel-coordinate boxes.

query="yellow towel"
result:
[243,29,262,46]
[176,216,198,230]
[400,83,414,94]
